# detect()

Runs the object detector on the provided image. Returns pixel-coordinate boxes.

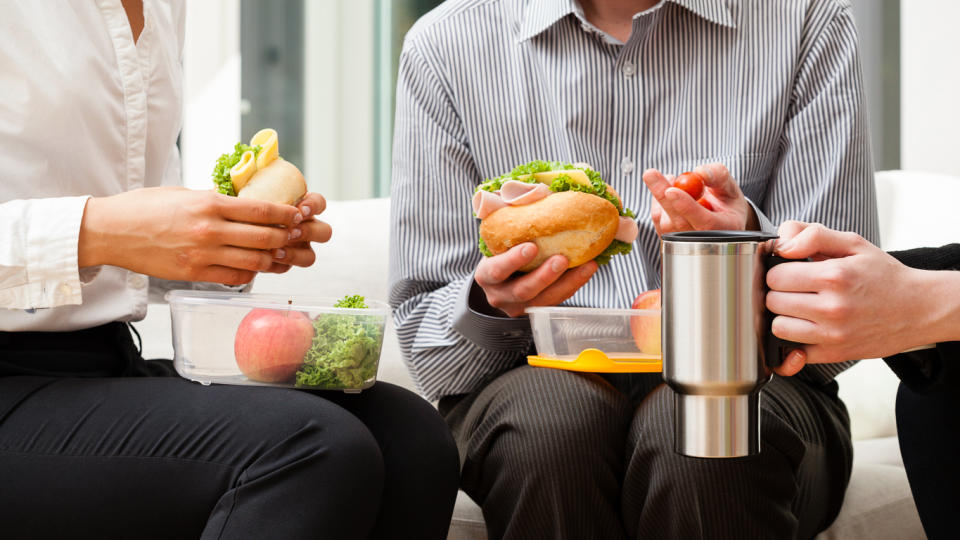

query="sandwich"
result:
[211,128,307,206]
[473,160,638,272]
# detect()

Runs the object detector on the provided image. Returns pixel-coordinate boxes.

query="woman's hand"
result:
[474,243,597,318]
[266,192,333,274]
[79,187,308,285]
[642,163,759,235]
[765,221,940,376]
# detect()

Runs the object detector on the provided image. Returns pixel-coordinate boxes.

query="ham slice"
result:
[500,180,552,206]
[615,216,639,243]
[472,189,507,219]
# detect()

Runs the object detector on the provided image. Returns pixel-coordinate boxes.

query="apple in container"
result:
[630,289,662,356]
[234,308,315,383]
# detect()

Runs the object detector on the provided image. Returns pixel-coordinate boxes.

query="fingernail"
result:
[288,228,302,240]
[550,259,565,273]
[274,249,286,259]
[521,245,533,259]
[301,206,311,216]
[293,212,303,224]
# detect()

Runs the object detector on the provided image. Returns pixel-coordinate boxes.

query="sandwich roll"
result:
[218,128,307,206]
[480,191,619,272]
[236,158,307,206]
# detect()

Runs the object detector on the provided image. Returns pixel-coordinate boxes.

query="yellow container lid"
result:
[528,348,662,373]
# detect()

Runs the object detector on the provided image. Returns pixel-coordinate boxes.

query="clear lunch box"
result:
[526,306,663,373]
[167,290,389,392]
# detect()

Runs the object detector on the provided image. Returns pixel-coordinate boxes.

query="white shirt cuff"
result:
[0,196,89,309]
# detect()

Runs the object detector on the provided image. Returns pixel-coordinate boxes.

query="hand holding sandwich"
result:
[474,244,598,318]
[78,128,332,285]
[78,187,315,285]
[642,163,759,235]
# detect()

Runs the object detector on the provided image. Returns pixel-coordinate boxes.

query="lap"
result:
[444,367,853,538]
[624,375,853,539]
[0,376,444,538]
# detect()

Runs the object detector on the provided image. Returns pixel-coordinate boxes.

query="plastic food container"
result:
[526,306,663,373]
[166,290,389,392]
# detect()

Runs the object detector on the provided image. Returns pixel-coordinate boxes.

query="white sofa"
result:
[135,170,954,539]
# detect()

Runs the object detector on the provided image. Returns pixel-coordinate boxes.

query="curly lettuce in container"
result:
[294,295,384,389]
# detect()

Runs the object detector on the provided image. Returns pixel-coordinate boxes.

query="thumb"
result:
[775,223,861,260]
[773,348,807,377]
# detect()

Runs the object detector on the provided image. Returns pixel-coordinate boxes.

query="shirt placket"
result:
[611,16,655,196]
[98,0,151,313]
[614,14,659,288]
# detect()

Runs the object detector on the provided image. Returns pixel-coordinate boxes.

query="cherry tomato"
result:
[697,198,713,211]
[673,171,705,200]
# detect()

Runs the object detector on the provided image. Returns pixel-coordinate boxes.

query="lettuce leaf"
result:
[211,143,261,196]
[294,295,383,389]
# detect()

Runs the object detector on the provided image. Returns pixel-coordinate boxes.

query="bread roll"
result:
[479,191,619,272]
[236,158,307,206]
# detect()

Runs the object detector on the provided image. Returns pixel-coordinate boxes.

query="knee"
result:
[628,383,806,489]
[230,389,385,498]
[358,383,460,488]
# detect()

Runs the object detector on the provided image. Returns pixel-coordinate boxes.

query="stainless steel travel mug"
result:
[661,231,779,458]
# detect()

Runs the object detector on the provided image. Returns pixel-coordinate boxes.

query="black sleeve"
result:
[883,244,960,393]
[888,244,960,271]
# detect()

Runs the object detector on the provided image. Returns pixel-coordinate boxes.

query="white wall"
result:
[182,0,242,190]
[182,0,376,198]
[303,1,376,200]
[900,1,960,176]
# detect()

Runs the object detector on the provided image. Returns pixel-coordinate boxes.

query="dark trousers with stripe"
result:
[0,323,460,540]
[440,366,852,540]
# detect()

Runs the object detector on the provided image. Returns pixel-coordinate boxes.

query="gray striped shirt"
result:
[389,0,879,401]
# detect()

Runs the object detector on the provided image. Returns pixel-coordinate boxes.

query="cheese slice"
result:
[517,169,592,187]
[230,150,257,191]
[250,128,279,169]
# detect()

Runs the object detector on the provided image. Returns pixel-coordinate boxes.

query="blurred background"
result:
[180,0,960,200]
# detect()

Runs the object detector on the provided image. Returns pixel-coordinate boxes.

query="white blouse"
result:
[0,0,186,331]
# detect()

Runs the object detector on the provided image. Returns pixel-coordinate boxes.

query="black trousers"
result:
[0,323,459,540]
[441,366,852,540]
[888,341,960,540]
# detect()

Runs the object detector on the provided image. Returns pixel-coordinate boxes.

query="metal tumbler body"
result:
[661,231,776,458]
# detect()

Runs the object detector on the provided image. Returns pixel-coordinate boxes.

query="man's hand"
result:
[765,221,929,376]
[474,243,597,318]
[79,187,316,285]
[642,163,758,235]
[266,192,333,274]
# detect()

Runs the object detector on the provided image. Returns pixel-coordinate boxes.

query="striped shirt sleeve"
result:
[388,37,530,401]
[766,5,880,384]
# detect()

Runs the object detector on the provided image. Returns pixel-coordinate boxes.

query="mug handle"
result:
[763,255,808,369]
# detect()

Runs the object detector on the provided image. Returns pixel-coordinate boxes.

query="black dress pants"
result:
[888,341,960,540]
[0,323,459,540]
[441,365,852,540]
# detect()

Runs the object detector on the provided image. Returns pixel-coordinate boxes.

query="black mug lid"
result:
[662,230,779,243]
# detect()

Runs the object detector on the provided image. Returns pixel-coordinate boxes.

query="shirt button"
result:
[622,61,637,77]
[621,158,635,175]
[58,282,72,296]
[130,275,148,289]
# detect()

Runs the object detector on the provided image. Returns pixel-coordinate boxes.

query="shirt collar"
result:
[517,0,735,42]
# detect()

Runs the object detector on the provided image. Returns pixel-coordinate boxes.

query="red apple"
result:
[234,308,315,383]
[630,289,662,356]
